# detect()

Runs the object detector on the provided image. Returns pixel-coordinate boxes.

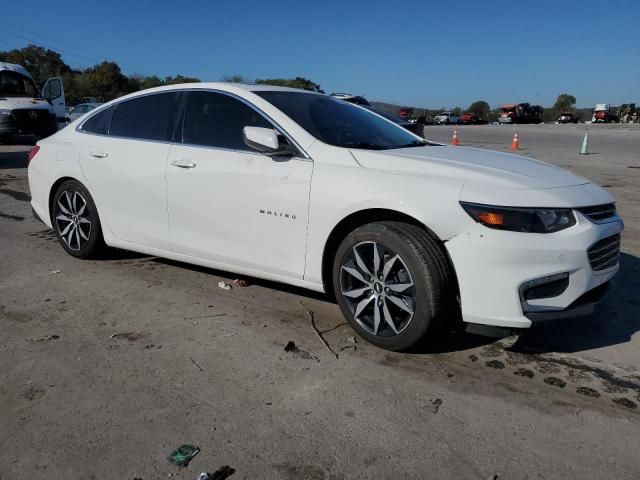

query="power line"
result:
[0,30,98,69]
[0,19,160,75]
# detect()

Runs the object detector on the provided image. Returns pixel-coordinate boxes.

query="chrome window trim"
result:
[75,88,312,160]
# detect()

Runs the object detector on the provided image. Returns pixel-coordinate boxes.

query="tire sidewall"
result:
[52,180,103,259]
[332,223,436,351]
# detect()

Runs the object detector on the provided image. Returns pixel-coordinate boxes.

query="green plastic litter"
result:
[167,444,200,466]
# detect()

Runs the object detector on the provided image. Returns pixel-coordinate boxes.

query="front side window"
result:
[110,92,178,141]
[256,91,427,150]
[181,91,271,150]
[0,71,39,98]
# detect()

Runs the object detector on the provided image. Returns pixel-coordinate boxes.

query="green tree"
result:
[553,94,576,113]
[467,100,491,119]
[129,74,164,90]
[220,74,249,83]
[75,61,134,101]
[0,44,71,86]
[255,76,324,93]
[163,74,201,85]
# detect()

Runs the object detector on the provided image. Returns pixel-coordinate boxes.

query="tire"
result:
[52,179,105,259]
[332,222,457,351]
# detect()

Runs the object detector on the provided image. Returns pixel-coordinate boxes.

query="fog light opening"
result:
[519,273,570,305]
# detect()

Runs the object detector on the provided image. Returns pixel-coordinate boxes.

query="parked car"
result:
[499,103,543,124]
[558,112,579,124]
[0,62,65,143]
[66,103,102,123]
[592,104,619,123]
[363,105,424,137]
[330,93,423,136]
[433,111,460,125]
[460,112,480,124]
[28,84,622,351]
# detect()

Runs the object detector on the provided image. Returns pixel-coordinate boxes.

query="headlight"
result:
[460,202,576,233]
[0,109,12,116]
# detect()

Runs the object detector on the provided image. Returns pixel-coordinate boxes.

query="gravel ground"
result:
[1,125,639,479]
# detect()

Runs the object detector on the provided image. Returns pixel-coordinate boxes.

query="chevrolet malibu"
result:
[27,84,624,351]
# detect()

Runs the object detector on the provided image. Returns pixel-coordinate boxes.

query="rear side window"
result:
[181,91,271,150]
[110,92,178,141]
[80,106,115,135]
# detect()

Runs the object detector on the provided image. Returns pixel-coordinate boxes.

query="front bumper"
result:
[0,109,57,137]
[446,212,623,329]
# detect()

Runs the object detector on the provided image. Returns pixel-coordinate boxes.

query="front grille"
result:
[577,203,617,222]
[12,109,51,128]
[588,234,621,271]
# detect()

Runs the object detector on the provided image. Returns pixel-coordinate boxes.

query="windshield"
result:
[255,91,427,150]
[0,70,39,98]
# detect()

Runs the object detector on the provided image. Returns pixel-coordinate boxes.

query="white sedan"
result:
[27,83,623,351]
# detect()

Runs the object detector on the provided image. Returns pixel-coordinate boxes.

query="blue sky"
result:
[2,0,639,108]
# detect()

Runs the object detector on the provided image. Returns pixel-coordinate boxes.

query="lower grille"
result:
[588,234,621,271]
[577,203,617,223]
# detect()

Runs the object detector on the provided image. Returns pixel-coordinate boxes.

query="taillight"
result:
[27,145,40,165]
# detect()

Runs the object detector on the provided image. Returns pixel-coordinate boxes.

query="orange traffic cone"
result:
[451,127,459,146]
[510,130,519,151]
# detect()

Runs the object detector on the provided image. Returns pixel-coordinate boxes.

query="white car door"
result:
[166,90,313,279]
[77,92,179,250]
[42,77,66,126]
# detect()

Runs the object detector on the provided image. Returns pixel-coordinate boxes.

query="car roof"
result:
[92,82,322,110]
[146,82,311,94]
[0,62,33,79]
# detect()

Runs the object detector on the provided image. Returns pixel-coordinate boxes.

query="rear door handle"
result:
[171,159,197,169]
[88,150,108,158]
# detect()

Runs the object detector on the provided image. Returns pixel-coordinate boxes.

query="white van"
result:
[0,62,66,143]
[433,111,460,125]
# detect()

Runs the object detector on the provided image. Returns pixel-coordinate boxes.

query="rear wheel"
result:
[332,222,457,351]
[52,180,105,259]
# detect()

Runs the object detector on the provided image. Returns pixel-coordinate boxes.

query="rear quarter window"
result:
[80,106,115,135]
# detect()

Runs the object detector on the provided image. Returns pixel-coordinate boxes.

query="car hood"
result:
[0,97,51,110]
[351,145,590,190]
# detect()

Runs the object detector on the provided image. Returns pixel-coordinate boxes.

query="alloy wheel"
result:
[340,241,416,336]
[54,190,92,251]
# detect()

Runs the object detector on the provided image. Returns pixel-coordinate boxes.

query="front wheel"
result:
[332,222,457,351]
[52,180,105,258]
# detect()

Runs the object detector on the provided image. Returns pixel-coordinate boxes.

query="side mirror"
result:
[242,126,296,157]
[243,126,279,153]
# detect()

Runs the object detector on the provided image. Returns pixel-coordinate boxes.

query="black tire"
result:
[332,222,457,351]
[52,179,105,259]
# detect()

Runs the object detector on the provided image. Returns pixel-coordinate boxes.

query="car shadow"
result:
[152,257,498,352]
[152,257,331,303]
[512,252,640,355]
[154,251,640,356]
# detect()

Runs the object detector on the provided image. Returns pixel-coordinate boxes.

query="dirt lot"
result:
[1,124,639,479]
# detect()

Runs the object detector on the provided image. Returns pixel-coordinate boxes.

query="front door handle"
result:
[88,150,108,158]
[171,159,197,169]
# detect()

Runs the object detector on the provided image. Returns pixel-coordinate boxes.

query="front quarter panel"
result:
[304,142,467,285]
